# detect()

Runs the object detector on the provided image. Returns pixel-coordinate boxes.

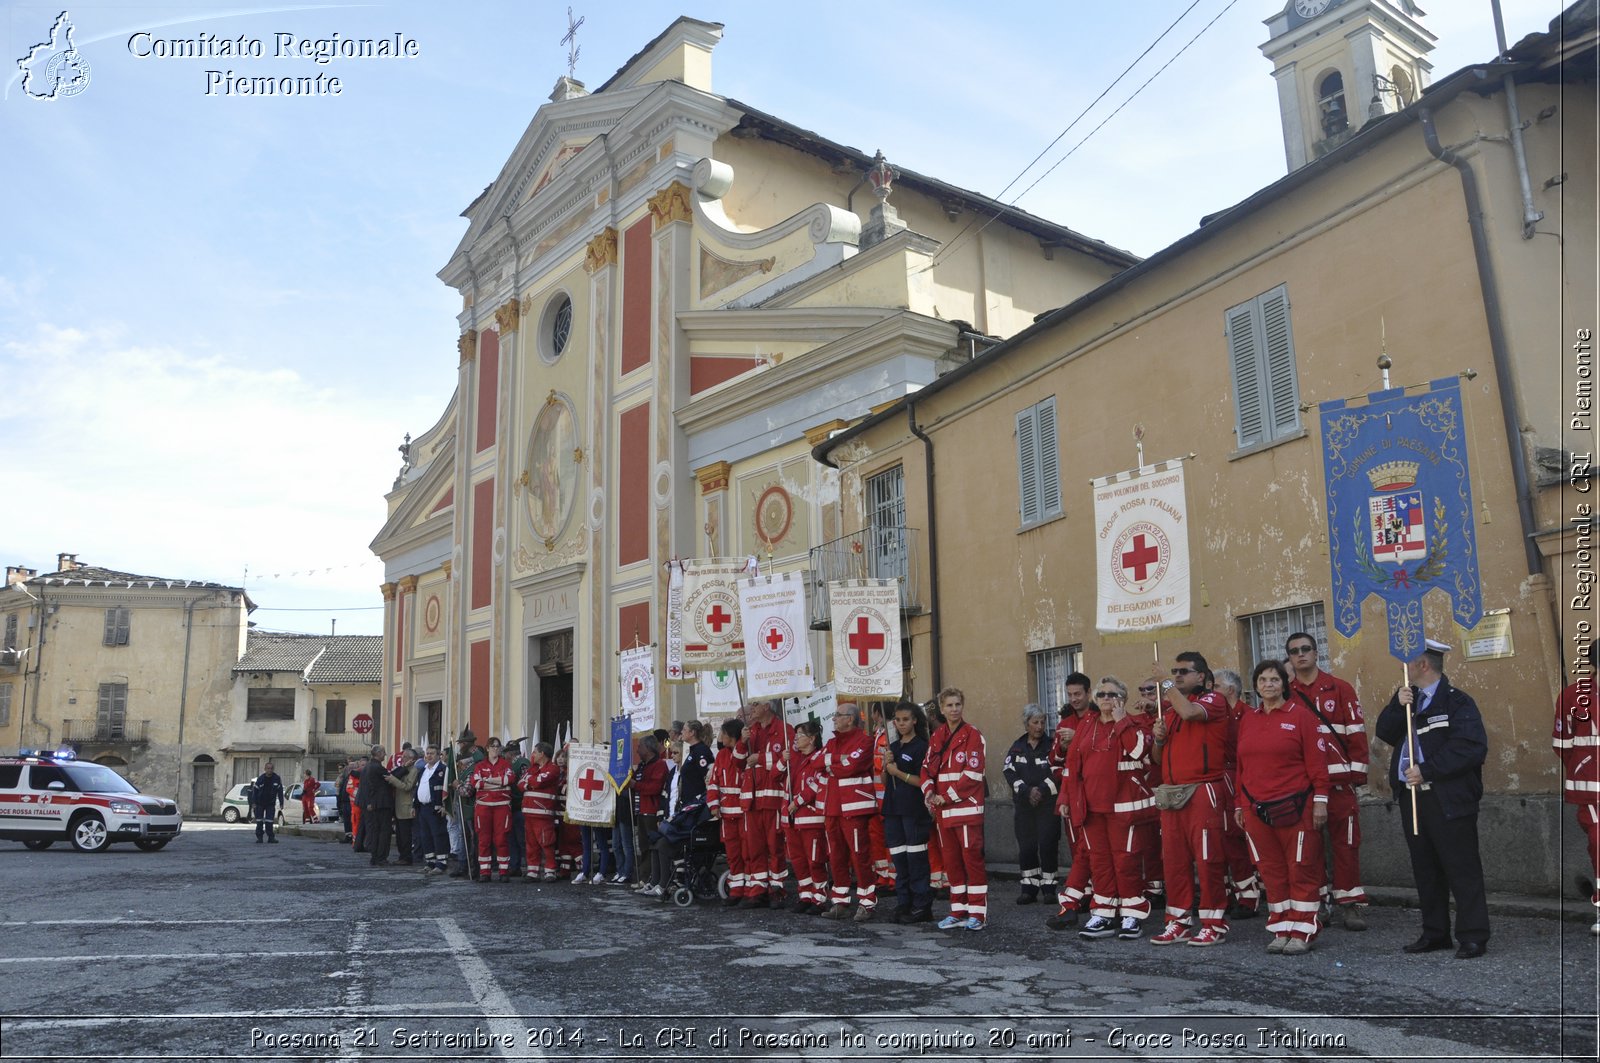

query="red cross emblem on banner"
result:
[848,615,885,667]
[1121,534,1160,581]
[765,626,785,651]
[630,676,644,700]
[577,768,605,801]
[705,604,732,632]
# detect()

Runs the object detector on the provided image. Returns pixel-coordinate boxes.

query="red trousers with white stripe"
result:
[789,826,828,907]
[1058,813,1092,910]
[825,817,876,908]
[741,807,783,896]
[937,818,988,921]
[1081,812,1151,920]
[1243,803,1324,941]
[1578,804,1600,907]
[474,803,512,875]
[1323,785,1367,905]
[720,815,751,898]
[1219,791,1260,912]
[1159,782,1229,930]
[522,812,557,876]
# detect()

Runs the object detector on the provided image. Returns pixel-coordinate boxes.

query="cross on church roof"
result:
[561,7,584,80]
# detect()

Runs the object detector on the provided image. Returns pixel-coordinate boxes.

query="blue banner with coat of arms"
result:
[1319,378,1481,661]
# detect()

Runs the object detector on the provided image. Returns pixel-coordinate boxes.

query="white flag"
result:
[1092,459,1192,634]
[664,563,688,684]
[738,571,814,699]
[786,683,837,745]
[828,579,902,698]
[564,743,617,826]
[680,557,756,671]
[619,644,658,731]
[697,668,744,719]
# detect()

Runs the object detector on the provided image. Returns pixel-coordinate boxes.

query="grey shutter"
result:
[1037,397,1061,519]
[103,609,118,646]
[1016,405,1039,525]
[1260,285,1300,437]
[1226,301,1265,448]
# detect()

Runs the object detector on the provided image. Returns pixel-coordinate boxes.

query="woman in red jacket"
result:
[1067,677,1154,942]
[299,770,319,824]
[786,721,829,914]
[1234,660,1330,955]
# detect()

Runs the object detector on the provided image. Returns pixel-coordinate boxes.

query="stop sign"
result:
[352,713,374,736]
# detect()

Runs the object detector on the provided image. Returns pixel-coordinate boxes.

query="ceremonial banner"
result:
[1091,459,1191,634]
[697,667,743,720]
[564,742,616,826]
[664,563,687,683]
[607,716,633,791]
[786,683,838,745]
[680,557,756,671]
[619,645,657,731]
[1320,379,1482,661]
[738,571,815,699]
[828,579,903,698]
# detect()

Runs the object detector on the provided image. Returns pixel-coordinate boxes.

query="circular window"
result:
[542,293,573,363]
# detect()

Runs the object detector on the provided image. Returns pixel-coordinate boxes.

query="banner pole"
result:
[1402,662,1418,837]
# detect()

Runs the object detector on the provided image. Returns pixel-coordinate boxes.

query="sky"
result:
[0,0,1565,636]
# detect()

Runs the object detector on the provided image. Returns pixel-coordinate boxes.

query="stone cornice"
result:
[694,461,732,493]
[441,560,453,579]
[380,582,398,601]
[648,182,694,230]
[458,330,478,364]
[494,299,520,334]
[802,419,849,447]
[584,227,619,273]
[398,575,419,594]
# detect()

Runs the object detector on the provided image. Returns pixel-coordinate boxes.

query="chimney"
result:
[6,566,37,587]
[56,553,79,572]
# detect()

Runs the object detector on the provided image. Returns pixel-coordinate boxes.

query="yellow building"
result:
[0,556,251,814]
[371,18,1137,748]
[812,3,1595,892]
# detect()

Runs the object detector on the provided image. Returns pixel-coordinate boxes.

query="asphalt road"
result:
[0,821,1595,1063]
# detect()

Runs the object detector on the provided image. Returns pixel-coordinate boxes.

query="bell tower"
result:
[1261,0,1435,171]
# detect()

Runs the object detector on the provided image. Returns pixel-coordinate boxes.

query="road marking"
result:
[0,916,440,928]
[0,948,425,964]
[3,1006,482,1031]
[438,917,530,1060]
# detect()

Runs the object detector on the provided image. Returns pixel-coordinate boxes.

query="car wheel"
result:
[134,838,170,852]
[70,812,110,853]
[222,807,240,823]
[22,838,53,851]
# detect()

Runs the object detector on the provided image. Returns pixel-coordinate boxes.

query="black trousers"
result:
[1400,787,1490,945]
[1013,799,1062,895]
[366,808,394,865]
[393,816,414,864]
[885,813,932,910]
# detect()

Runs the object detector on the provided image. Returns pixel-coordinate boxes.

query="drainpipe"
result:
[908,403,942,694]
[175,595,204,806]
[1489,0,1546,238]
[18,584,49,749]
[1420,106,1541,575]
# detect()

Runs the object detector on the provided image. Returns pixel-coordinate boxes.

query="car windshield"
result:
[62,762,139,795]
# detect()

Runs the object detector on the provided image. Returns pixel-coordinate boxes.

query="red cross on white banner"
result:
[827,580,902,698]
[848,614,884,667]
[576,768,605,801]
[1121,533,1161,582]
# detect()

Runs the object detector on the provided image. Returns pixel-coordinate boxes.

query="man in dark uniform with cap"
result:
[1375,639,1490,959]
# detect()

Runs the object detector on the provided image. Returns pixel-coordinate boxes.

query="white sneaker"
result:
[610,874,628,885]
[937,915,963,930]
[1116,916,1143,940]
[572,872,588,885]
[1591,918,1599,937]
[1079,916,1115,939]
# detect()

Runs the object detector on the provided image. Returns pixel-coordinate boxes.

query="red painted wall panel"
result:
[618,404,650,566]
[430,486,454,514]
[475,329,499,453]
[690,355,764,395]
[621,218,652,375]
[469,639,490,742]
[618,601,651,656]
[471,478,494,611]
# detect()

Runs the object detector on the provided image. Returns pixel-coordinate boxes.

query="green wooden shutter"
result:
[1016,405,1039,524]
[1037,397,1061,519]
[1226,301,1265,448]
[1260,285,1301,437]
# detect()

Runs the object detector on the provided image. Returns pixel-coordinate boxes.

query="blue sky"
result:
[0,0,1563,635]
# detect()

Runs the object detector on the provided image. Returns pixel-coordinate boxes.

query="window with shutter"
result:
[97,682,128,739]
[102,607,130,647]
[4,613,16,651]
[325,700,347,734]
[1016,396,1062,528]
[1226,284,1301,450]
[0,684,12,726]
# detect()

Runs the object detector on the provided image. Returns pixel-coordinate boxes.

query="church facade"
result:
[369,18,1136,749]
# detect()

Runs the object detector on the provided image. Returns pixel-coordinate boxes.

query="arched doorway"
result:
[192,754,216,815]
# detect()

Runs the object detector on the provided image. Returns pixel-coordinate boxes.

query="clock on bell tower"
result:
[1261,0,1435,171]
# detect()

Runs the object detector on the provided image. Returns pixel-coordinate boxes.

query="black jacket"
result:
[251,771,285,813]
[678,742,713,807]
[1003,733,1058,801]
[357,760,395,811]
[884,736,932,821]
[415,759,448,810]
[1374,676,1487,820]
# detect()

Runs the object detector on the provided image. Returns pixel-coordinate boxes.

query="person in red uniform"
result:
[300,770,320,824]
[867,704,896,894]
[822,702,879,921]
[631,735,670,892]
[345,755,365,851]
[518,741,562,881]
[1286,631,1371,930]
[1555,641,1600,935]
[736,699,793,907]
[1126,680,1165,909]
[710,718,749,905]
[1214,669,1261,920]
[787,720,829,914]
[1069,677,1155,941]
[1149,651,1232,947]
[469,737,517,881]
[923,687,988,930]
[1046,674,1096,930]
[1235,660,1330,955]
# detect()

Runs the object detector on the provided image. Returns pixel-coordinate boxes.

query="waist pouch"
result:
[1246,786,1310,827]
[1153,783,1199,810]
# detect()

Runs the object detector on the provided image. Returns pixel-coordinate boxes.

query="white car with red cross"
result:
[0,749,183,852]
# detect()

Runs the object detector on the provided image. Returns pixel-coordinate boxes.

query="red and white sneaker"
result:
[1150,920,1193,946]
[1186,926,1226,947]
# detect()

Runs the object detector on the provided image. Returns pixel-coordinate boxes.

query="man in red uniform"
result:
[1149,651,1232,947]
[1286,631,1371,930]
[710,718,749,905]
[1555,642,1600,936]
[737,699,793,907]
[519,741,562,881]
[822,702,880,921]
[1215,669,1260,920]
[1047,674,1095,930]
[469,737,517,881]
[923,687,988,930]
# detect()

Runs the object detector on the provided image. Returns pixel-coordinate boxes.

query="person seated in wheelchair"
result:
[639,794,717,900]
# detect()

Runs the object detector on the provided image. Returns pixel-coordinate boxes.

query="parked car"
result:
[289,780,339,822]
[219,782,252,823]
[1,748,182,852]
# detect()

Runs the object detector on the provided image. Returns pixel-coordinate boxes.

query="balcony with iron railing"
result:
[61,718,151,748]
[808,525,923,629]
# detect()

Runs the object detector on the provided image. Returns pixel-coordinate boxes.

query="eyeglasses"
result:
[1138,686,1157,694]
[1094,692,1124,700]
[1288,645,1316,655]
[1171,667,1195,676]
